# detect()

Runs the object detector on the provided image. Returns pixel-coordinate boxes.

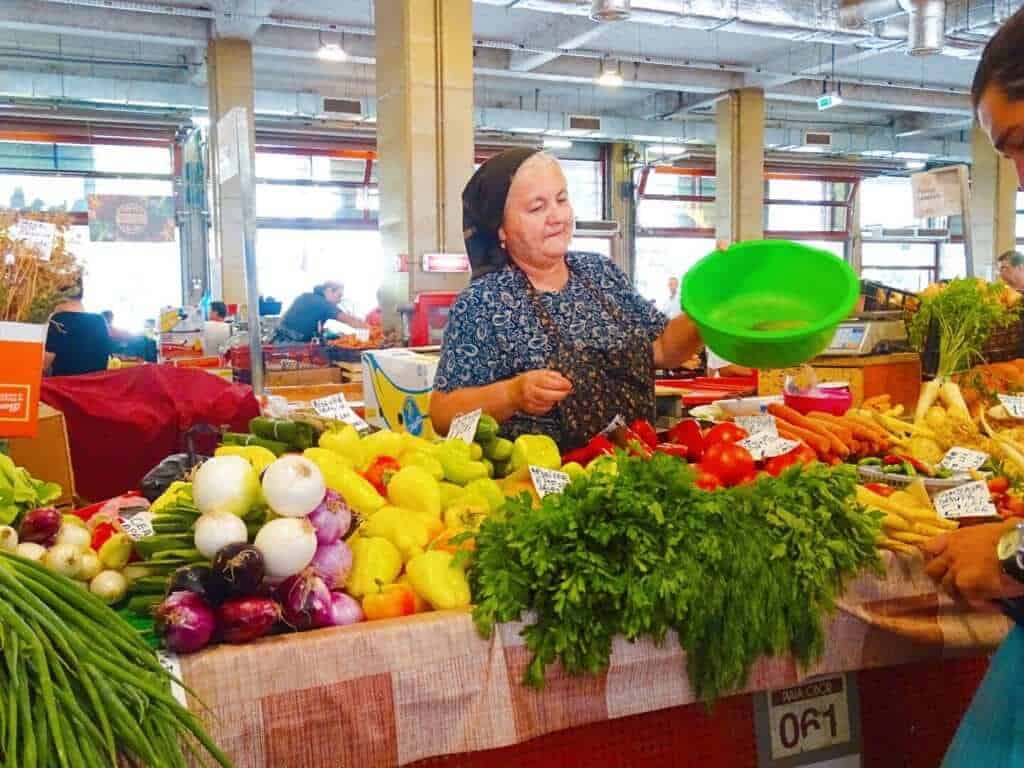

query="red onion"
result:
[217,597,281,644]
[326,592,364,627]
[154,591,217,654]
[277,569,333,630]
[18,508,61,546]
[308,490,351,545]
[308,540,353,589]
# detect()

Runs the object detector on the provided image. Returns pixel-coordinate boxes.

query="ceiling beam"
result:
[508,19,610,72]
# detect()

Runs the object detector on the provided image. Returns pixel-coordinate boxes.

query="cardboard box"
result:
[0,322,46,438]
[7,403,76,508]
[264,367,342,387]
[362,349,438,438]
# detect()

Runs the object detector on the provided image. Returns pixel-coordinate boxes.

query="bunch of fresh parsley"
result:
[469,454,882,703]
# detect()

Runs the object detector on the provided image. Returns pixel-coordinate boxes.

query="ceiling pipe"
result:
[590,0,630,21]
[839,0,946,56]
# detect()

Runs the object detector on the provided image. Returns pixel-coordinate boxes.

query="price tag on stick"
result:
[446,409,482,444]
[739,433,800,462]
[939,447,989,474]
[934,481,999,520]
[312,393,370,432]
[529,466,571,498]
[999,394,1024,419]
[119,511,154,541]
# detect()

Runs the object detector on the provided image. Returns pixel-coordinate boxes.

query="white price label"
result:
[119,511,154,541]
[736,414,777,437]
[13,219,57,261]
[934,480,998,520]
[767,675,852,759]
[739,433,800,461]
[939,447,989,474]
[999,394,1024,419]
[312,393,369,431]
[601,415,627,435]
[529,466,571,498]
[155,650,188,709]
[446,409,482,444]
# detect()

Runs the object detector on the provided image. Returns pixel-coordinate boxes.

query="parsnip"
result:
[915,378,943,425]
[881,514,911,532]
[891,530,931,545]
[939,380,971,422]
[876,537,919,556]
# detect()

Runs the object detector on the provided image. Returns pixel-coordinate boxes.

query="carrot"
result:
[817,412,887,449]
[843,412,890,443]
[776,421,830,455]
[769,404,850,458]
[806,414,854,444]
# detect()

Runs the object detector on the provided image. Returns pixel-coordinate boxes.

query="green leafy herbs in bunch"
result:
[469,453,883,703]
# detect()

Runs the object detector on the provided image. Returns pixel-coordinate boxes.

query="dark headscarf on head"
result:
[462,147,540,280]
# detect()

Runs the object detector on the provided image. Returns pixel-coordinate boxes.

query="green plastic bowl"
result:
[680,240,859,369]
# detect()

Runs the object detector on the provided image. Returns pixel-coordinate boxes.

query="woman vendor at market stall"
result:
[274,281,368,342]
[430,149,703,449]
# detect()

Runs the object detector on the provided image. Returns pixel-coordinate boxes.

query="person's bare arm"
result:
[43,351,55,375]
[652,314,703,370]
[430,369,572,435]
[336,311,369,330]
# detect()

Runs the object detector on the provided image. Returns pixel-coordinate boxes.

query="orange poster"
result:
[0,322,46,438]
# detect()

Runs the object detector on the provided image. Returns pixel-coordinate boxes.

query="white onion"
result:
[261,456,327,518]
[90,570,128,604]
[78,551,103,582]
[194,511,249,560]
[254,517,318,581]
[0,526,18,552]
[15,542,45,561]
[192,455,261,517]
[56,523,93,552]
[44,544,82,579]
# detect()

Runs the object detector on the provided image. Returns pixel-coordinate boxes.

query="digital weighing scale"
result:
[824,311,909,356]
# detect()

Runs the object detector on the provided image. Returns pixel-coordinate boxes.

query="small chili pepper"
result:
[628,419,659,450]
[363,455,402,496]
[666,419,705,463]
[895,454,934,477]
[863,482,895,497]
[882,455,903,466]
[562,434,615,466]
[654,443,689,458]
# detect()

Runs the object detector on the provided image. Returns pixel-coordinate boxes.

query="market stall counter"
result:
[176,553,1008,768]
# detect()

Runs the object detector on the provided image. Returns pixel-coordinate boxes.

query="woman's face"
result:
[324,284,344,304]
[499,155,575,271]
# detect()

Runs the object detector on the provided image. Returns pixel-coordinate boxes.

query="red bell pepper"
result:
[628,419,659,450]
[363,456,402,496]
[654,443,689,458]
[666,419,705,463]
[90,521,118,552]
[563,434,615,466]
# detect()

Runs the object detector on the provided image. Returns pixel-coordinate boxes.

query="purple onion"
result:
[19,508,61,546]
[308,490,351,545]
[325,592,364,627]
[154,591,217,654]
[277,569,333,630]
[217,597,281,644]
[308,540,353,589]
[211,543,265,597]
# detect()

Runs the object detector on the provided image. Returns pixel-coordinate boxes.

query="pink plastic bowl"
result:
[783,388,853,417]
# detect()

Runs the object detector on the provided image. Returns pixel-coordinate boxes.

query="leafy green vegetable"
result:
[469,454,882,702]
[909,278,1021,377]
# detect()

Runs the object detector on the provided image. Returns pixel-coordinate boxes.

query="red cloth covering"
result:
[41,365,259,502]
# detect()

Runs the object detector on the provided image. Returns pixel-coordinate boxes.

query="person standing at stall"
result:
[274,281,368,342]
[997,250,1024,291]
[44,283,111,376]
[660,276,682,319]
[430,148,703,449]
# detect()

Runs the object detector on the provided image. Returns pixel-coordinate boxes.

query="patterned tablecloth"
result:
[179,553,1012,768]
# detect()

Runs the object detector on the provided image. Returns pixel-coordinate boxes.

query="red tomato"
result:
[702,442,755,487]
[763,445,817,477]
[989,477,1011,495]
[703,423,748,449]
[1008,498,1024,517]
[694,467,723,491]
[992,493,1009,511]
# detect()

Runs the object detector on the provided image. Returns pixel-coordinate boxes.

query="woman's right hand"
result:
[514,369,573,415]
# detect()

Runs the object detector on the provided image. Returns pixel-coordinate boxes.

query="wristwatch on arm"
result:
[998,522,1024,583]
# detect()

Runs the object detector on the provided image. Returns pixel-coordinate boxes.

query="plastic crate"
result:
[228,343,331,371]
[921,316,1024,377]
[861,280,921,314]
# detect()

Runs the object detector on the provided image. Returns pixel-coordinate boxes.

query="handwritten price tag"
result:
[934,481,998,520]
[446,409,482,444]
[119,511,154,541]
[155,650,188,708]
[999,394,1024,419]
[739,433,800,461]
[529,466,571,498]
[736,414,777,437]
[312,393,369,431]
[13,219,56,261]
[939,447,989,474]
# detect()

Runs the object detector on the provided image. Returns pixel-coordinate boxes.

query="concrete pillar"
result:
[971,123,1019,279]
[375,0,475,327]
[849,185,863,273]
[608,142,634,277]
[715,89,765,244]
[206,38,255,306]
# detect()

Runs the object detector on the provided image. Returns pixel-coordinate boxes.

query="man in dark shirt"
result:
[275,281,367,342]
[44,285,111,376]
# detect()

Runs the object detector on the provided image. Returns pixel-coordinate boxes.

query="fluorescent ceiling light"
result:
[905,160,927,170]
[791,145,829,153]
[543,138,573,150]
[191,115,210,128]
[318,42,348,62]
[860,149,893,157]
[893,151,930,160]
[597,57,623,88]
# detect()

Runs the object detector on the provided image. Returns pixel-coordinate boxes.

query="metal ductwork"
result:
[590,0,630,22]
[839,0,946,56]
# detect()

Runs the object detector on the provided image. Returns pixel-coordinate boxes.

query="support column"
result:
[715,89,765,244]
[206,38,256,306]
[608,142,635,277]
[376,0,474,329]
[971,123,1019,279]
